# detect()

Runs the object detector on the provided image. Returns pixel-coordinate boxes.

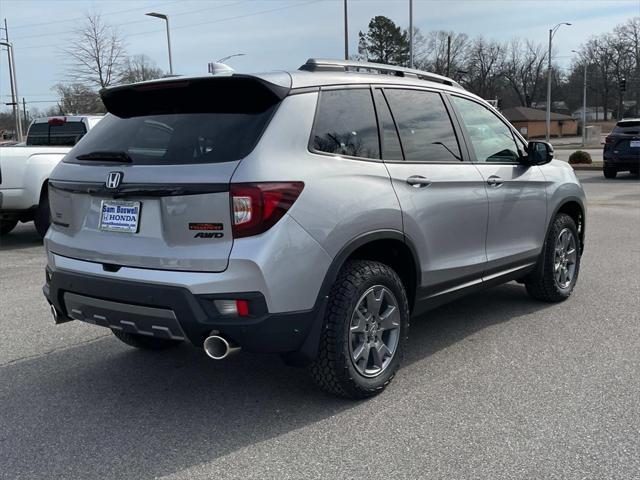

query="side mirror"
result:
[523,141,554,165]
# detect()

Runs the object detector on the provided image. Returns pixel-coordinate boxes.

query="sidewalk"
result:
[550,136,603,149]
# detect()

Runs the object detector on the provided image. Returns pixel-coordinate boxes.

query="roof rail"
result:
[299,58,462,88]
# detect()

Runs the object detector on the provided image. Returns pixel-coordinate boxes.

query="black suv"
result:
[603,119,640,178]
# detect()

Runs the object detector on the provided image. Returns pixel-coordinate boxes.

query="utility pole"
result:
[446,35,451,77]
[582,62,587,146]
[343,0,348,60]
[1,19,23,141]
[22,97,28,133]
[409,0,413,68]
[571,50,587,146]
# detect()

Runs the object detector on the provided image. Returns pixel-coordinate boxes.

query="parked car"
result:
[0,115,102,237]
[603,118,640,178]
[43,60,586,398]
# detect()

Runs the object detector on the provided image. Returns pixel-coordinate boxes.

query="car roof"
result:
[32,115,104,123]
[110,58,473,99]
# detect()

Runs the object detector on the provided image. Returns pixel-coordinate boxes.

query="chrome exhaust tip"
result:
[49,304,59,323]
[203,335,240,360]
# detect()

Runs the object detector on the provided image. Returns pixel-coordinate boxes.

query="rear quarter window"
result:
[311,89,380,160]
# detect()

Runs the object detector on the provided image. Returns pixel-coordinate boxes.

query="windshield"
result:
[66,108,277,165]
[613,121,640,134]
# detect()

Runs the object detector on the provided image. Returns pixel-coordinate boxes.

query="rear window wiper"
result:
[75,151,133,163]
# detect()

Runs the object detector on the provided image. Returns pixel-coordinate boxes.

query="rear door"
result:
[449,94,547,273]
[377,87,489,298]
[47,76,287,272]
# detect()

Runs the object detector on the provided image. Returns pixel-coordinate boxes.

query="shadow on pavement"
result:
[578,172,639,183]
[1,283,552,479]
[0,223,42,251]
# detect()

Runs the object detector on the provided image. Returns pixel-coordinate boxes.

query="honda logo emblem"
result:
[106,172,122,189]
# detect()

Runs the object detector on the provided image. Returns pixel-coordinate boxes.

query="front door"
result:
[449,95,547,275]
[375,87,489,300]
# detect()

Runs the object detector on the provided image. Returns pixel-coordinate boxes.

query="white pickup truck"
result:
[0,115,102,237]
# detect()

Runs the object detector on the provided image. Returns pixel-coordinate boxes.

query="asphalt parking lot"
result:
[1,171,638,479]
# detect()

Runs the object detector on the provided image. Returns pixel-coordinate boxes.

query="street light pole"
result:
[409,0,413,68]
[146,12,173,75]
[573,49,588,147]
[546,22,571,142]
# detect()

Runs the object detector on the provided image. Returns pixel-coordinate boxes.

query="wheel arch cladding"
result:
[288,230,420,366]
[555,199,585,253]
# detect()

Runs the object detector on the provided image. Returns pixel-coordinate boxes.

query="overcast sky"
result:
[0,0,638,113]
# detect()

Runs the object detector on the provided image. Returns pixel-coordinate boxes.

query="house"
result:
[502,106,577,138]
[531,101,571,116]
[571,106,615,122]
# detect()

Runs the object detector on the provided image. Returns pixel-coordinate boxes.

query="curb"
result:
[570,164,602,171]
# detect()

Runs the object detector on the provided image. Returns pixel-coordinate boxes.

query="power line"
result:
[11,0,244,42]
[12,0,324,51]
[9,0,182,31]
[125,0,324,38]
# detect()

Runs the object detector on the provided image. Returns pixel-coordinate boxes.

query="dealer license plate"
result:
[99,200,141,233]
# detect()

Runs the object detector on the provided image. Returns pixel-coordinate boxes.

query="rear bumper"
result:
[603,151,640,168]
[43,266,325,356]
[0,188,34,212]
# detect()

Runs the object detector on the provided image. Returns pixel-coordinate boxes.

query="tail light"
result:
[604,136,615,145]
[230,182,304,238]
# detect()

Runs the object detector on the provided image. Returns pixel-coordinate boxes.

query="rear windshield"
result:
[613,120,640,134]
[66,110,276,165]
[27,121,87,146]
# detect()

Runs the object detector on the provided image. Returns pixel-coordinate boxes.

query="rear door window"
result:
[311,89,380,160]
[27,121,87,146]
[384,89,462,162]
[373,89,403,160]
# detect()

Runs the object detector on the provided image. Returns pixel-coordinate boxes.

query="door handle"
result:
[406,175,431,188]
[486,175,503,187]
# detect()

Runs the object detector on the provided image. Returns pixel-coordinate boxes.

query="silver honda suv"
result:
[43,59,586,398]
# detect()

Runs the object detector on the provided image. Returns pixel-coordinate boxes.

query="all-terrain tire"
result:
[0,220,18,236]
[603,166,617,179]
[34,189,51,239]
[309,260,410,399]
[525,213,581,302]
[111,329,182,350]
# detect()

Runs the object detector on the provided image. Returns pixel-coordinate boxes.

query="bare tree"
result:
[460,37,504,100]
[502,39,548,107]
[614,18,639,116]
[583,37,616,120]
[120,54,164,84]
[63,13,126,88]
[418,31,469,76]
[53,83,105,114]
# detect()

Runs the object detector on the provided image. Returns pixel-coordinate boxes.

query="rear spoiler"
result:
[100,75,290,118]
